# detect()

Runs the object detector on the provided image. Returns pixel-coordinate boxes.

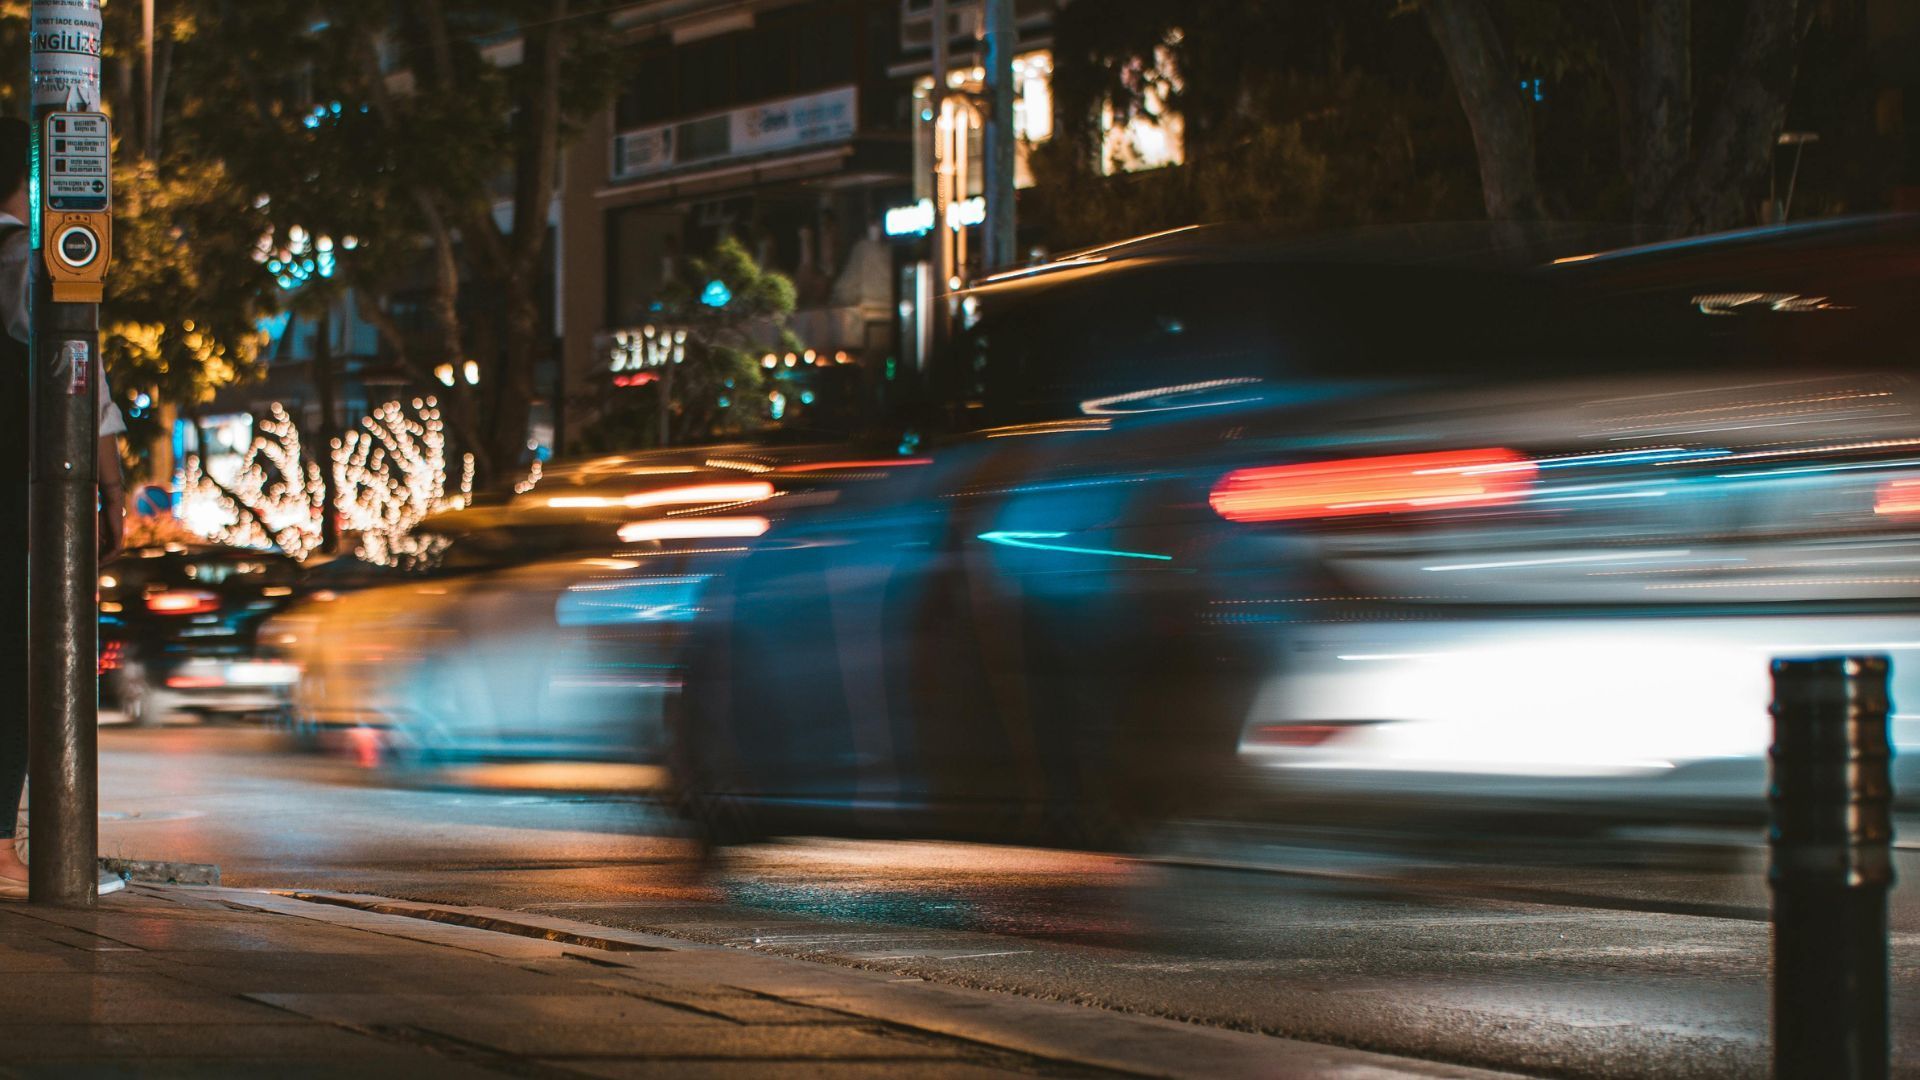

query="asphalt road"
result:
[85,725,1920,1080]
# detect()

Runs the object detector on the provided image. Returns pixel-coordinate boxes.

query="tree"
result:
[0,3,275,482]
[1031,0,1480,248]
[576,238,797,452]
[169,0,628,483]
[649,237,797,448]
[1422,0,1814,234]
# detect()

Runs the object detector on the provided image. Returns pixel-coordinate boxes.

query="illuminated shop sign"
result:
[611,85,858,183]
[883,196,986,238]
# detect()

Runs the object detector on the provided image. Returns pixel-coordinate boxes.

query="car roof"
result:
[962,214,1920,305]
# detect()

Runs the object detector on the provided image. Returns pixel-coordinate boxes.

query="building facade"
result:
[555,0,1100,446]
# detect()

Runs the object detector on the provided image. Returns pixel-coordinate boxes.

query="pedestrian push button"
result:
[55,225,99,270]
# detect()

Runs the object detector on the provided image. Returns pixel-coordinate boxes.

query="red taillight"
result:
[1210,448,1538,524]
[1247,723,1347,748]
[146,590,220,615]
[165,674,226,689]
[98,641,123,676]
[1874,478,1920,516]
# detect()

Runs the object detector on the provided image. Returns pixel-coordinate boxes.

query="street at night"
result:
[8,0,1920,1076]
[88,724,1920,1079]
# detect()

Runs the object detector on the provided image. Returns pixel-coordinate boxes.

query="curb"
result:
[208,887,1528,1080]
[100,857,221,885]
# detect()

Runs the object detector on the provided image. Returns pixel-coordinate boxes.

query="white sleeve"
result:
[4,227,125,436]
[97,362,126,436]
[1,229,29,344]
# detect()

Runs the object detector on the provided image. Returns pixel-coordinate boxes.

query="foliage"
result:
[105,156,272,407]
[575,237,799,450]
[1038,0,1890,240]
[1032,0,1479,248]
[0,2,273,482]
[653,237,796,442]
[164,1,632,481]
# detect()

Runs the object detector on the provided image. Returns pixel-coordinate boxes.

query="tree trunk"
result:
[488,283,541,477]
[1424,0,1547,220]
[313,311,341,556]
[476,0,567,481]
[355,284,490,481]
[657,361,675,449]
[1658,0,1804,233]
[1633,0,1693,227]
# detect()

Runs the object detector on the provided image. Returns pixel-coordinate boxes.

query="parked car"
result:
[670,216,1920,848]
[100,544,305,725]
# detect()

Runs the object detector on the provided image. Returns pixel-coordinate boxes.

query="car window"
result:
[952,264,1542,426]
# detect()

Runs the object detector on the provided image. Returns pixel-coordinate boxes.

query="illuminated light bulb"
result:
[463,361,480,385]
[434,364,455,387]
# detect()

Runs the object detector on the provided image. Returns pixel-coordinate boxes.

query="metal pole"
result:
[928,0,950,351]
[1768,656,1894,1080]
[28,0,108,909]
[981,0,1016,272]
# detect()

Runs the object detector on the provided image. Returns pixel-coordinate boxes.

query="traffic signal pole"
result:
[28,0,112,908]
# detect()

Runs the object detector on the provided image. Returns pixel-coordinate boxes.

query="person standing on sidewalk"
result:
[0,116,126,899]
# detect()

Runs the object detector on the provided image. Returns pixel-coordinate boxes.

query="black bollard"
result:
[1768,656,1894,1080]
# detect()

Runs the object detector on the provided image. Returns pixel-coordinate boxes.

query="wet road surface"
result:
[88,725,1920,1080]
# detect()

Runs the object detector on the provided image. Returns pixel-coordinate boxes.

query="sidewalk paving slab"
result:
[1,885,1531,1079]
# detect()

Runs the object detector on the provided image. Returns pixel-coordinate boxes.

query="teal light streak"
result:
[977,531,1172,562]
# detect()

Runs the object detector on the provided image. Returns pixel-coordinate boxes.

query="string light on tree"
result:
[175,404,326,558]
[177,398,474,567]
[609,325,688,373]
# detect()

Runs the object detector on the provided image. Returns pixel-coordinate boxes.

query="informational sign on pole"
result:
[27,0,106,909]
[28,0,103,111]
[41,111,111,303]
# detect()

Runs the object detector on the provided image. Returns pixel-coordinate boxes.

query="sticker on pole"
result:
[29,0,103,111]
[59,340,90,396]
[44,113,110,212]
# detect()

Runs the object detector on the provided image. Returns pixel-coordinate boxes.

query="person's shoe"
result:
[98,870,126,896]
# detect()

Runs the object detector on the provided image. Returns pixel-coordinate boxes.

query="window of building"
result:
[605,207,681,330]
[613,0,879,135]
[616,40,676,129]
[676,34,736,116]
[1100,34,1185,176]
[912,49,1053,198]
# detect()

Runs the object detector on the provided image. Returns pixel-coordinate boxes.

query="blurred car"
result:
[100,544,305,725]
[263,444,916,766]
[672,216,1920,848]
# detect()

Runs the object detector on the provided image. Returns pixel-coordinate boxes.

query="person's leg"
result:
[0,520,27,886]
[0,382,27,880]
[2,350,28,888]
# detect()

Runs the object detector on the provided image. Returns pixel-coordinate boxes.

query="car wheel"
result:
[662,678,762,855]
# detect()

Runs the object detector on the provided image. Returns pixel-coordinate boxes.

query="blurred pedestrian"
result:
[0,116,127,899]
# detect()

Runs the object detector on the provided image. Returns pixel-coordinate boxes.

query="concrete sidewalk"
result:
[0,885,1523,1079]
